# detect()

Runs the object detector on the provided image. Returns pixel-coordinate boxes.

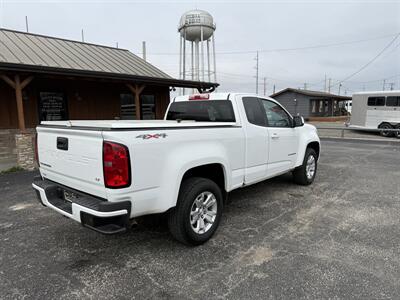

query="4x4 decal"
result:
[136,133,168,140]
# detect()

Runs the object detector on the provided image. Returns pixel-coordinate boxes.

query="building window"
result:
[38,92,68,121]
[311,100,317,113]
[120,94,137,120]
[120,94,156,120]
[141,95,156,120]
[367,97,385,106]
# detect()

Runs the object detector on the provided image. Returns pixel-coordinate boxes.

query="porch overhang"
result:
[0,63,219,92]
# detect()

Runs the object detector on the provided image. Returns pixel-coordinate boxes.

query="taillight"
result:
[189,94,210,100]
[103,141,131,188]
[34,133,39,163]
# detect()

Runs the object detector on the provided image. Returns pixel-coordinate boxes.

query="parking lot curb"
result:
[320,137,400,146]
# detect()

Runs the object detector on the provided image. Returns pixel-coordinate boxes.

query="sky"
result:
[0,0,399,96]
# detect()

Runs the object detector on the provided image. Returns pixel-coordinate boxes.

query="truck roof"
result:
[352,90,400,96]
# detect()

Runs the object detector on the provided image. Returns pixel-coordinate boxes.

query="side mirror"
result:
[293,115,304,127]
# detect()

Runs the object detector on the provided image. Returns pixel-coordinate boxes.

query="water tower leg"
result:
[200,26,204,82]
[195,40,200,81]
[191,41,194,93]
[212,34,217,83]
[207,39,211,83]
[183,29,186,95]
[179,35,182,95]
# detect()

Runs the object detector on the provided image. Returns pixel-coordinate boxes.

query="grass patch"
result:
[0,166,25,175]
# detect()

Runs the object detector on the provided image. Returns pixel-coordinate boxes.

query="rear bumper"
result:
[32,176,131,234]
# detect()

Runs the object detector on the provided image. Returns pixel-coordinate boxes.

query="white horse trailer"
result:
[349,91,400,137]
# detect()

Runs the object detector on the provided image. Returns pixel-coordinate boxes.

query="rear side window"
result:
[242,97,267,127]
[166,100,235,122]
[386,96,400,107]
[367,97,385,106]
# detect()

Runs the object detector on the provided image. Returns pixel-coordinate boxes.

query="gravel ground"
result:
[0,140,399,299]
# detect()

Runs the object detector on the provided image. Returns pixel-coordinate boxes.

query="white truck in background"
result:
[32,93,320,245]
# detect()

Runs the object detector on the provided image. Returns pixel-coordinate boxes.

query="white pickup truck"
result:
[33,93,320,245]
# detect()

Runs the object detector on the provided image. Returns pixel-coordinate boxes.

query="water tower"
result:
[178,9,217,93]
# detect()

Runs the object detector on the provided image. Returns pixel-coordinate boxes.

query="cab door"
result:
[259,99,299,176]
[241,97,269,184]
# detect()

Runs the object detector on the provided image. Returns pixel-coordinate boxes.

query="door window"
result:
[260,100,292,128]
[242,97,266,126]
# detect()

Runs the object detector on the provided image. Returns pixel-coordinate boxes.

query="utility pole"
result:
[324,74,327,92]
[142,41,147,61]
[389,82,395,90]
[273,84,276,94]
[81,29,84,42]
[25,16,29,33]
[255,51,259,94]
[338,83,342,95]
[116,42,119,48]
[303,83,307,90]
[383,79,386,91]
[328,78,331,93]
[263,77,267,95]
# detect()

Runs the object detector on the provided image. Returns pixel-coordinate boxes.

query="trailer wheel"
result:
[168,177,223,246]
[378,123,394,137]
[395,124,400,139]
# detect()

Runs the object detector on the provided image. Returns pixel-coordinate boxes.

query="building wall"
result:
[273,92,311,117]
[0,76,170,129]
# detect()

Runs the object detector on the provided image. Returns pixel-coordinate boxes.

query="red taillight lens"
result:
[103,141,131,188]
[34,133,39,163]
[189,94,210,100]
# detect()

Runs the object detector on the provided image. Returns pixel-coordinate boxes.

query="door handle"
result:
[271,133,279,139]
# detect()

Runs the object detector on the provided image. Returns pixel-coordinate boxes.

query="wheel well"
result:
[378,122,393,128]
[307,141,320,158]
[182,163,226,193]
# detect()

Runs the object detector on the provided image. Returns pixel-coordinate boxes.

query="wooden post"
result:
[126,83,145,120]
[15,75,26,131]
[0,74,33,132]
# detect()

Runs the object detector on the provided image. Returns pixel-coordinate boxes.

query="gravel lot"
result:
[1,140,399,299]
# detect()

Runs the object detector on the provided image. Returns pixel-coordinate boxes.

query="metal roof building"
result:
[0,28,217,89]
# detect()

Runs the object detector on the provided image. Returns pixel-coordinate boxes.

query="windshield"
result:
[166,100,236,122]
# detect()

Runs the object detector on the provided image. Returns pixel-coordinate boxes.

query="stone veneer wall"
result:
[15,131,36,170]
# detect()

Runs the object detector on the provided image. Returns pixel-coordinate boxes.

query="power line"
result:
[142,33,399,56]
[333,32,400,87]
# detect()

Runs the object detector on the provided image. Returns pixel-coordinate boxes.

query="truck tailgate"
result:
[37,126,107,199]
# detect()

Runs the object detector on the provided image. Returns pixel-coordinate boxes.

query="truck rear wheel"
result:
[168,177,223,246]
[293,148,318,185]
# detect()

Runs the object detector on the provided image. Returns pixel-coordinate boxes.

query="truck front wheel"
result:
[168,177,223,246]
[293,148,318,185]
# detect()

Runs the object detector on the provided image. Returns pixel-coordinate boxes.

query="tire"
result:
[394,124,400,139]
[378,123,394,137]
[293,148,318,185]
[168,177,223,246]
